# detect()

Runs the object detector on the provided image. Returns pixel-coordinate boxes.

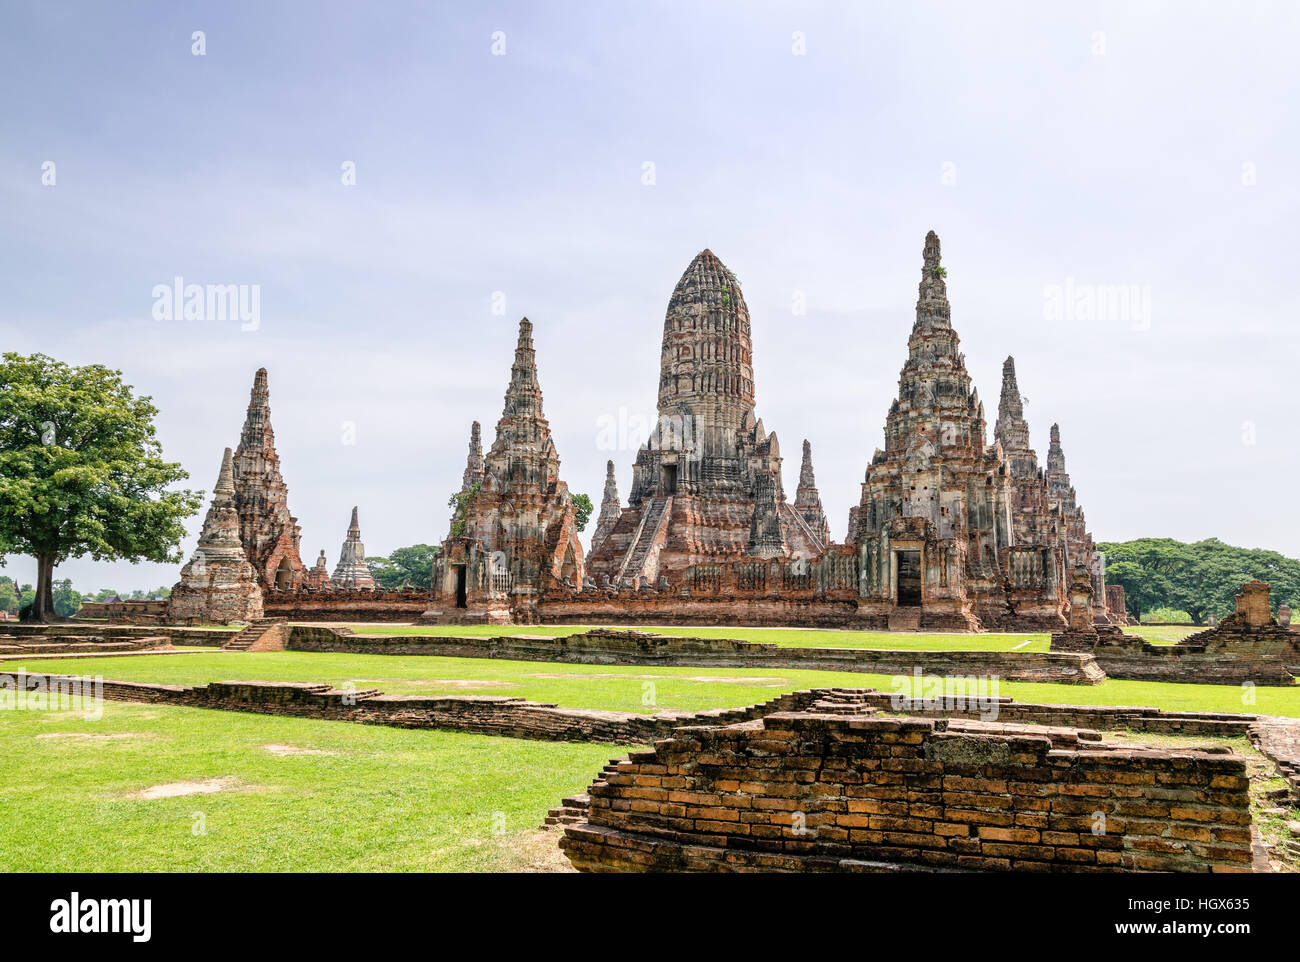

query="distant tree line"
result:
[1100,538,1299,625]
[0,575,172,618]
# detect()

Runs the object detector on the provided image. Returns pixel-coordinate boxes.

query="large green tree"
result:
[0,353,202,622]
[50,578,82,617]
[365,544,438,590]
[1100,537,1300,624]
[0,576,18,615]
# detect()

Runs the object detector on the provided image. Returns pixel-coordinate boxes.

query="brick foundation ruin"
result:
[560,705,1257,873]
[1052,578,1299,685]
[287,625,1105,684]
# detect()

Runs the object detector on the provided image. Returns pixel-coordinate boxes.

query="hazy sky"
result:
[2,1,1297,593]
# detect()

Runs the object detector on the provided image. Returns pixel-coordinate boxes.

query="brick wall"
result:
[15,671,826,744]
[8,624,236,647]
[560,713,1255,873]
[287,626,1106,685]
[1053,624,1299,685]
[263,588,429,622]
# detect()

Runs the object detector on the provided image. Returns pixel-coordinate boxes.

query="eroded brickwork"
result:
[561,711,1254,873]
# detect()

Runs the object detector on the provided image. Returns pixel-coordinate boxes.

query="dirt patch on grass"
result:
[525,671,784,685]
[35,732,155,741]
[681,676,788,684]
[263,743,336,756]
[126,776,244,800]
[488,829,576,873]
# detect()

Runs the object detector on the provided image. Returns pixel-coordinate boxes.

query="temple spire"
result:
[503,318,543,420]
[240,367,273,449]
[331,506,375,589]
[231,367,306,590]
[196,448,244,554]
[913,230,953,336]
[793,439,830,548]
[484,317,559,485]
[994,355,1036,476]
[213,447,236,503]
[461,421,485,492]
[656,249,756,424]
[591,459,622,554]
[1046,423,1078,513]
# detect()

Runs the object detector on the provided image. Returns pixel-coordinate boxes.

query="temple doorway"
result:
[896,550,922,607]
[454,565,468,608]
[661,463,678,495]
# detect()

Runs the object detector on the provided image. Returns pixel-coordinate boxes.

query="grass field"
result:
[4,631,1295,874]
[0,698,617,872]
[15,648,1300,717]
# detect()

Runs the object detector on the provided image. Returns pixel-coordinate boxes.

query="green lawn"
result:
[18,648,1300,718]
[0,699,617,872]
[1122,624,1205,644]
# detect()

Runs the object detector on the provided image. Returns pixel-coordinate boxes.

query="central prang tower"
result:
[587,250,828,587]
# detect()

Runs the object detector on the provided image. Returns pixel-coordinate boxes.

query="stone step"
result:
[887,608,922,632]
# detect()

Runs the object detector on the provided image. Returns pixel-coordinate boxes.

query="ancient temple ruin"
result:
[586,250,829,588]
[421,318,586,623]
[231,368,307,591]
[331,507,375,589]
[166,448,264,624]
[846,232,1109,631]
[167,233,1117,632]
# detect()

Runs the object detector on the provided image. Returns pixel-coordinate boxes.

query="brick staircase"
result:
[615,496,671,587]
[544,758,626,828]
[543,793,592,828]
[221,618,287,651]
[807,688,879,715]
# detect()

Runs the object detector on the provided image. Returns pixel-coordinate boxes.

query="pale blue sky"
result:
[2,1,1297,592]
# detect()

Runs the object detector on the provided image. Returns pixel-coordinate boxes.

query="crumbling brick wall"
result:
[560,713,1254,872]
[287,626,1106,685]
